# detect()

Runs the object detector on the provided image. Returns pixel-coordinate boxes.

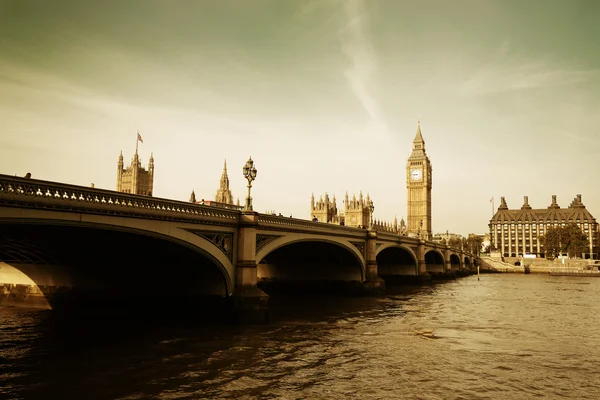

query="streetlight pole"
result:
[419,219,423,239]
[242,157,257,211]
[368,200,374,230]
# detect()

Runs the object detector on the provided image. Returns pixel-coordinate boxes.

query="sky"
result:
[1,0,599,236]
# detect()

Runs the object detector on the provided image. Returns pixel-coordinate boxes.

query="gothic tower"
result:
[406,119,432,239]
[116,148,154,196]
[215,159,234,204]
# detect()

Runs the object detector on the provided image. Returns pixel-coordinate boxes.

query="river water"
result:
[1,273,599,399]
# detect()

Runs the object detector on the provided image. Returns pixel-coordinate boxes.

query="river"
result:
[1,273,599,399]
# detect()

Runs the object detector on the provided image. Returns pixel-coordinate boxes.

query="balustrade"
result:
[0,175,239,221]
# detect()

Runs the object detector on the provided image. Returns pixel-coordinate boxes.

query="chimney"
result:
[548,195,560,209]
[521,196,532,210]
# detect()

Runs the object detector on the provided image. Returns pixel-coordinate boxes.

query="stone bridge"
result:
[0,174,478,322]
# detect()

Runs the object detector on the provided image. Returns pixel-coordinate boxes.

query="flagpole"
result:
[136,130,139,155]
[491,197,494,217]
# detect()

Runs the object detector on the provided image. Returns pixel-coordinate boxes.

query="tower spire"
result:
[215,157,234,204]
[413,119,424,144]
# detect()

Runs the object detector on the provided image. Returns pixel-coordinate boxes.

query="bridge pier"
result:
[416,239,432,282]
[232,211,269,324]
[364,230,385,294]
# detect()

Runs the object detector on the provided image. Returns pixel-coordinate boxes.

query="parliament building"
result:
[116,150,154,196]
[309,120,431,236]
[489,195,598,258]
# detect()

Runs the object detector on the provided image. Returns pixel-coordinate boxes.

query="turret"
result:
[116,151,124,192]
[147,153,154,196]
[189,190,196,203]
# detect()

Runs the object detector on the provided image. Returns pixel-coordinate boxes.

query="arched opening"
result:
[425,250,445,273]
[0,223,229,318]
[257,240,364,295]
[464,257,472,269]
[449,254,461,270]
[376,246,418,280]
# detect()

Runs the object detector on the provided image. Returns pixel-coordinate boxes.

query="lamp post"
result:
[368,200,374,230]
[419,219,423,239]
[242,157,257,211]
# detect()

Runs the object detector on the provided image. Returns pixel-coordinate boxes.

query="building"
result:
[431,231,464,245]
[215,159,235,204]
[116,150,154,196]
[188,159,242,210]
[310,192,371,228]
[406,119,432,240]
[489,195,598,258]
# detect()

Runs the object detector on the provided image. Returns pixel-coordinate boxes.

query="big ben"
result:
[406,119,432,240]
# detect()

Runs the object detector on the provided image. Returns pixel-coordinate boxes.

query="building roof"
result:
[490,195,597,224]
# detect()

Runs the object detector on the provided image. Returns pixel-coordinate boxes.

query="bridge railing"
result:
[257,214,367,234]
[0,174,240,221]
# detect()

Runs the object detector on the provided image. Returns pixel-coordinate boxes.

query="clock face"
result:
[410,168,422,181]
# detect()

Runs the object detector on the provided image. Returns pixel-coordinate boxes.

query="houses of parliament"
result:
[310,120,433,238]
[114,124,598,258]
[114,121,436,239]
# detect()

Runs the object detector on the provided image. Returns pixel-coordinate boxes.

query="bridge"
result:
[0,174,479,323]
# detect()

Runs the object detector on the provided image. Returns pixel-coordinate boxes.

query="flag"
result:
[490,197,493,203]
[137,132,143,143]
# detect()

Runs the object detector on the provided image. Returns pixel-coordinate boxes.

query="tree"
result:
[466,235,484,256]
[540,227,561,259]
[448,237,462,249]
[540,223,588,259]
[563,223,588,258]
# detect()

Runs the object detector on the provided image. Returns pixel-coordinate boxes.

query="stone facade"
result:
[406,120,432,240]
[116,151,154,196]
[215,159,235,205]
[489,194,599,258]
[188,159,242,209]
[310,192,372,228]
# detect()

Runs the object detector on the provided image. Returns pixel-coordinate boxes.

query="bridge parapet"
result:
[257,214,365,234]
[0,174,239,223]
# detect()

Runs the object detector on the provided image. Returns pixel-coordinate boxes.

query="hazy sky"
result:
[1,0,599,236]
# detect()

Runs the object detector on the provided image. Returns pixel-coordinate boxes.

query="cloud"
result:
[461,41,599,96]
[338,0,386,134]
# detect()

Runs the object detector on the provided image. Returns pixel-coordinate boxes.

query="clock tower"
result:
[406,119,432,240]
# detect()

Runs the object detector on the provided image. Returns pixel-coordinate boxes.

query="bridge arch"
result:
[425,249,445,273]
[464,256,472,269]
[375,244,418,276]
[449,253,461,270]
[256,235,366,282]
[0,214,235,299]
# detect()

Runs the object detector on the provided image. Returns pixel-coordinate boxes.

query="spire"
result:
[149,152,154,163]
[215,158,234,204]
[189,190,196,203]
[413,118,424,144]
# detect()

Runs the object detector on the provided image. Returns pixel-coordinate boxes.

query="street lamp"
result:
[368,200,374,230]
[419,220,423,239]
[243,157,257,211]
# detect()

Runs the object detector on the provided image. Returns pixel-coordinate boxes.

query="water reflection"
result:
[1,275,600,399]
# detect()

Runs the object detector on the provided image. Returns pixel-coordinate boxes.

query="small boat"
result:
[549,261,600,277]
